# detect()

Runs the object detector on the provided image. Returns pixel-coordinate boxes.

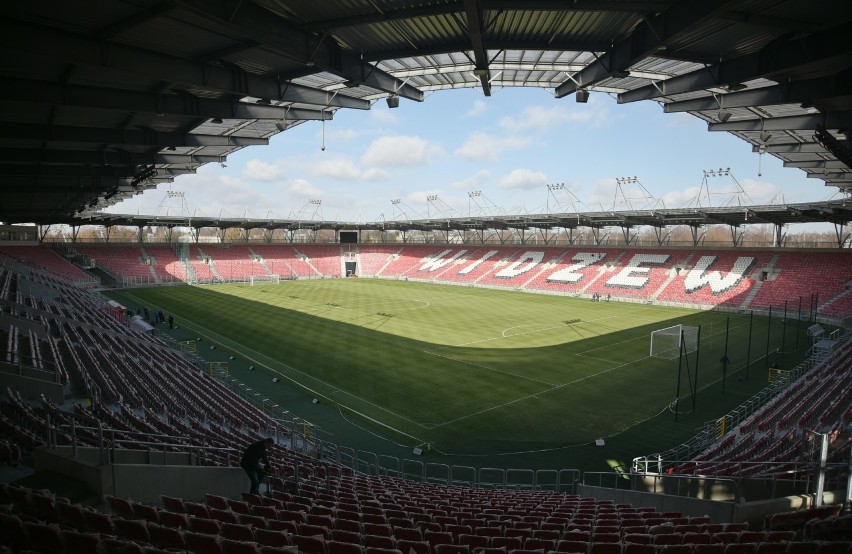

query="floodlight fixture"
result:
[255,98,272,105]
[386,94,400,109]
[547,183,565,191]
[468,190,482,198]
[575,89,589,103]
[726,82,747,92]
[717,109,732,122]
[760,131,772,142]
[210,117,223,124]
[426,194,439,201]
[612,70,630,79]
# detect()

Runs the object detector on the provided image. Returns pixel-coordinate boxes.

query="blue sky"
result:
[109,87,841,223]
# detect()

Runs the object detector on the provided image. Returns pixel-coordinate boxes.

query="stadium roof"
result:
[1,0,852,225]
[87,200,852,241]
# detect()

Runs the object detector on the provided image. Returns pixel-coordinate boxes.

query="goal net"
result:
[250,274,281,286]
[650,325,699,359]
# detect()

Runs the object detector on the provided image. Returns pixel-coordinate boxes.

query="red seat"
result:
[189,516,222,535]
[222,522,257,541]
[294,534,328,554]
[255,528,292,548]
[221,538,262,554]
[396,539,432,554]
[158,510,189,529]
[62,529,102,554]
[623,544,656,554]
[327,540,366,554]
[364,534,397,549]
[148,522,187,550]
[23,521,64,553]
[113,518,151,543]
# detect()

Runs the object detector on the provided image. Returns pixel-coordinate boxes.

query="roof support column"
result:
[567,227,577,245]
[834,222,851,248]
[620,225,634,245]
[689,225,705,247]
[104,226,112,243]
[653,225,668,246]
[730,225,745,247]
[165,227,173,244]
[71,225,80,243]
[773,224,786,248]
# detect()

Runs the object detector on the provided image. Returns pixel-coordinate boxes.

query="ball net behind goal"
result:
[650,325,699,359]
[250,274,280,285]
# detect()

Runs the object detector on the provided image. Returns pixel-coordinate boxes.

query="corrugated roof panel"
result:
[116,15,239,60]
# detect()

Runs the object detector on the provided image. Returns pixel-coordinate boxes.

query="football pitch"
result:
[106,279,811,471]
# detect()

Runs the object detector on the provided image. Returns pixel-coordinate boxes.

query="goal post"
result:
[650,324,699,359]
[250,274,281,286]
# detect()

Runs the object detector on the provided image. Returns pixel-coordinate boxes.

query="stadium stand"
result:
[1,248,849,554]
[252,245,315,278]
[0,245,95,285]
[57,244,850,323]
[203,244,272,281]
[357,245,402,277]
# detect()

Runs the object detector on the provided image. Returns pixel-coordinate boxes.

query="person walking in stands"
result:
[167,314,174,329]
[240,437,274,495]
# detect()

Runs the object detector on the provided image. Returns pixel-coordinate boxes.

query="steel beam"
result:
[0,123,268,147]
[0,79,332,121]
[0,164,195,178]
[750,142,826,153]
[620,23,852,103]
[708,111,852,132]
[0,21,370,110]
[663,73,852,112]
[555,0,740,97]
[783,159,848,169]
[805,172,852,180]
[173,0,423,102]
[0,148,219,166]
[463,0,492,96]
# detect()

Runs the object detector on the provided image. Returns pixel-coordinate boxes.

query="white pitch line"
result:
[423,349,557,389]
[118,291,435,434]
[427,314,622,352]
[430,354,653,429]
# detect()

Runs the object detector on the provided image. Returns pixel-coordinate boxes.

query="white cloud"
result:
[362,136,444,167]
[454,131,532,161]
[285,178,324,197]
[329,128,362,141]
[450,170,492,190]
[465,100,488,118]
[242,159,282,181]
[499,104,609,132]
[661,187,702,209]
[498,169,549,190]
[371,109,400,125]
[312,157,390,181]
[739,178,783,204]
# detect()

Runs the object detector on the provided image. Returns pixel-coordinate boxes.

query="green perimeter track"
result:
[106,279,812,474]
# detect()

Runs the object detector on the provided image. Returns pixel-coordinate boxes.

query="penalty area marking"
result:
[429,353,654,429]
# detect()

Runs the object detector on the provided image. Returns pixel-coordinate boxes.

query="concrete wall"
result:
[578,484,844,528]
[579,484,736,523]
[33,446,248,504]
[0,367,63,403]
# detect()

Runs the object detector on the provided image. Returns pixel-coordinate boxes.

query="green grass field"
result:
[106,279,814,473]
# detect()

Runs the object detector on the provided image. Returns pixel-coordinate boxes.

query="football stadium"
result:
[1,2,851,554]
